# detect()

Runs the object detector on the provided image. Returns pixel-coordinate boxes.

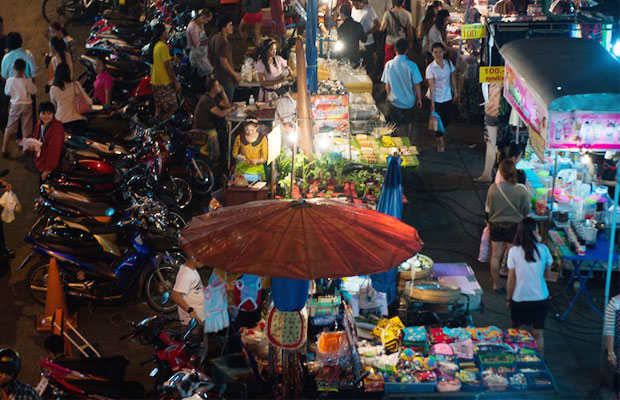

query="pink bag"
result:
[478,225,491,263]
[73,82,92,115]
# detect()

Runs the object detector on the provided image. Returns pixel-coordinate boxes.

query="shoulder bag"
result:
[73,82,92,115]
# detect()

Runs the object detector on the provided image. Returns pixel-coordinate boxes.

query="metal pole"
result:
[306,0,319,93]
[549,152,558,224]
[601,163,620,373]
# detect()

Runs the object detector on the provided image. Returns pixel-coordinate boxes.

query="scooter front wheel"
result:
[144,262,179,313]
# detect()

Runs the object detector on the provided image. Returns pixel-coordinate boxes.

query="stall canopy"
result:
[500,37,620,113]
[500,37,620,155]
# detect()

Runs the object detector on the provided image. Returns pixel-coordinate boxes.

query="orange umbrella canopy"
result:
[180,199,423,280]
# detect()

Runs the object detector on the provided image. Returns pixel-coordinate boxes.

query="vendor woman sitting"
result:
[232,117,268,180]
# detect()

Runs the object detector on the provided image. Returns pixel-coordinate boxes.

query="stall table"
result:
[552,231,619,320]
[225,108,275,170]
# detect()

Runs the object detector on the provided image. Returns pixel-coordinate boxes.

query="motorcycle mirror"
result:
[182,318,199,341]
[161,291,170,306]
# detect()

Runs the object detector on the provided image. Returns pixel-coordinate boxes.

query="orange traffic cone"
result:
[37,258,77,332]
[50,308,73,357]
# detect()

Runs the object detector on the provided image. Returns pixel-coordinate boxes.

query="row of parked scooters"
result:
[22,2,230,398]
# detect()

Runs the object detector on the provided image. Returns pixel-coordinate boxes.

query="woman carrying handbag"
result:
[485,159,531,293]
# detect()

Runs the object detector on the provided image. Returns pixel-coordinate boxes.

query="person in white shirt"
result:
[506,217,553,355]
[352,0,380,76]
[425,42,456,153]
[171,256,206,326]
[2,59,36,158]
[275,83,298,129]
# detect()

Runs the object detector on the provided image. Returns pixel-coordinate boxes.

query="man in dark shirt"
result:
[193,78,235,177]
[208,16,241,103]
[0,348,42,400]
[336,4,366,65]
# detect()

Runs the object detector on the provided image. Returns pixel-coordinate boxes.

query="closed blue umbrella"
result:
[372,155,404,306]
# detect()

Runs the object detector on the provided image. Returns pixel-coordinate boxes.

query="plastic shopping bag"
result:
[0,190,21,223]
[428,113,438,132]
[478,224,491,263]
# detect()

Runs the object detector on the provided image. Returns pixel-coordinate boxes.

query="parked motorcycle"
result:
[19,196,181,313]
[36,356,145,399]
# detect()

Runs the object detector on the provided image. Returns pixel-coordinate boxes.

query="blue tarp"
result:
[371,155,404,305]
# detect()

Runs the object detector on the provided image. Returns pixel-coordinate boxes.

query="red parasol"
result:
[180,199,423,280]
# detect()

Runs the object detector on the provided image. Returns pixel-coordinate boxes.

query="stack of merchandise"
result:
[351,135,418,167]
[314,331,354,392]
[354,321,556,394]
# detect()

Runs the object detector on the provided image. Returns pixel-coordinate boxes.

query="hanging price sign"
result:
[461,24,486,39]
[479,67,505,83]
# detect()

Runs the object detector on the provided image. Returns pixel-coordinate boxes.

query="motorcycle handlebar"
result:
[118,333,133,341]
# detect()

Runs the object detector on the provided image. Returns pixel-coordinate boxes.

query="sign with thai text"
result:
[479,67,505,83]
[461,24,486,39]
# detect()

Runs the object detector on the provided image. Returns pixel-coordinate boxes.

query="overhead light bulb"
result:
[334,41,344,52]
[288,131,298,143]
[319,135,330,150]
[581,154,591,165]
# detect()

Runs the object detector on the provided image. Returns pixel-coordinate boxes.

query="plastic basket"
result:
[506,372,529,391]
[478,352,515,368]
[384,380,436,394]
[317,331,348,360]
[525,372,556,391]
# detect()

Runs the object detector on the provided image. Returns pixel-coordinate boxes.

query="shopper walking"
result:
[428,9,449,47]
[474,82,503,182]
[425,42,456,152]
[352,0,380,76]
[209,16,241,103]
[2,59,36,158]
[240,0,263,47]
[380,0,414,66]
[149,23,181,120]
[1,32,37,80]
[336,4,366,65]
[48,22,76,62]
[506,217,552,355]
[187,8,213,93]
[418,5,437,55]
[381,38,422,141]
[485,159,531,293]
[47,37,73,87]
[50,64,92,133]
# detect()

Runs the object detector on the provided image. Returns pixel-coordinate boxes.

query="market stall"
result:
[499,37,620,318]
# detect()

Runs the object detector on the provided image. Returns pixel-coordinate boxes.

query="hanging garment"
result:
[233,274,262,312]
[203,273,229,333]
[271,277,309,311]
[266,307,308,350]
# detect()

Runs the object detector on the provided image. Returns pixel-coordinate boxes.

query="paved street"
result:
[0,3,617,399]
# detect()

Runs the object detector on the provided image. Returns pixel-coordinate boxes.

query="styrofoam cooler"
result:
[432,263,483,311]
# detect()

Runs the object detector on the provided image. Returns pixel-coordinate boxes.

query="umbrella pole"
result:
[290,142,297,198]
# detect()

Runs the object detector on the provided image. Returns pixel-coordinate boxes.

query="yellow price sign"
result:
[461,24,486,40]
[479,66,505,83]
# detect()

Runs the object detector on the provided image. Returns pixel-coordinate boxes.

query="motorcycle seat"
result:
[57,216,120,235]
[34,234,106,260]
[69,380,145,399]
[45,189,114,217]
